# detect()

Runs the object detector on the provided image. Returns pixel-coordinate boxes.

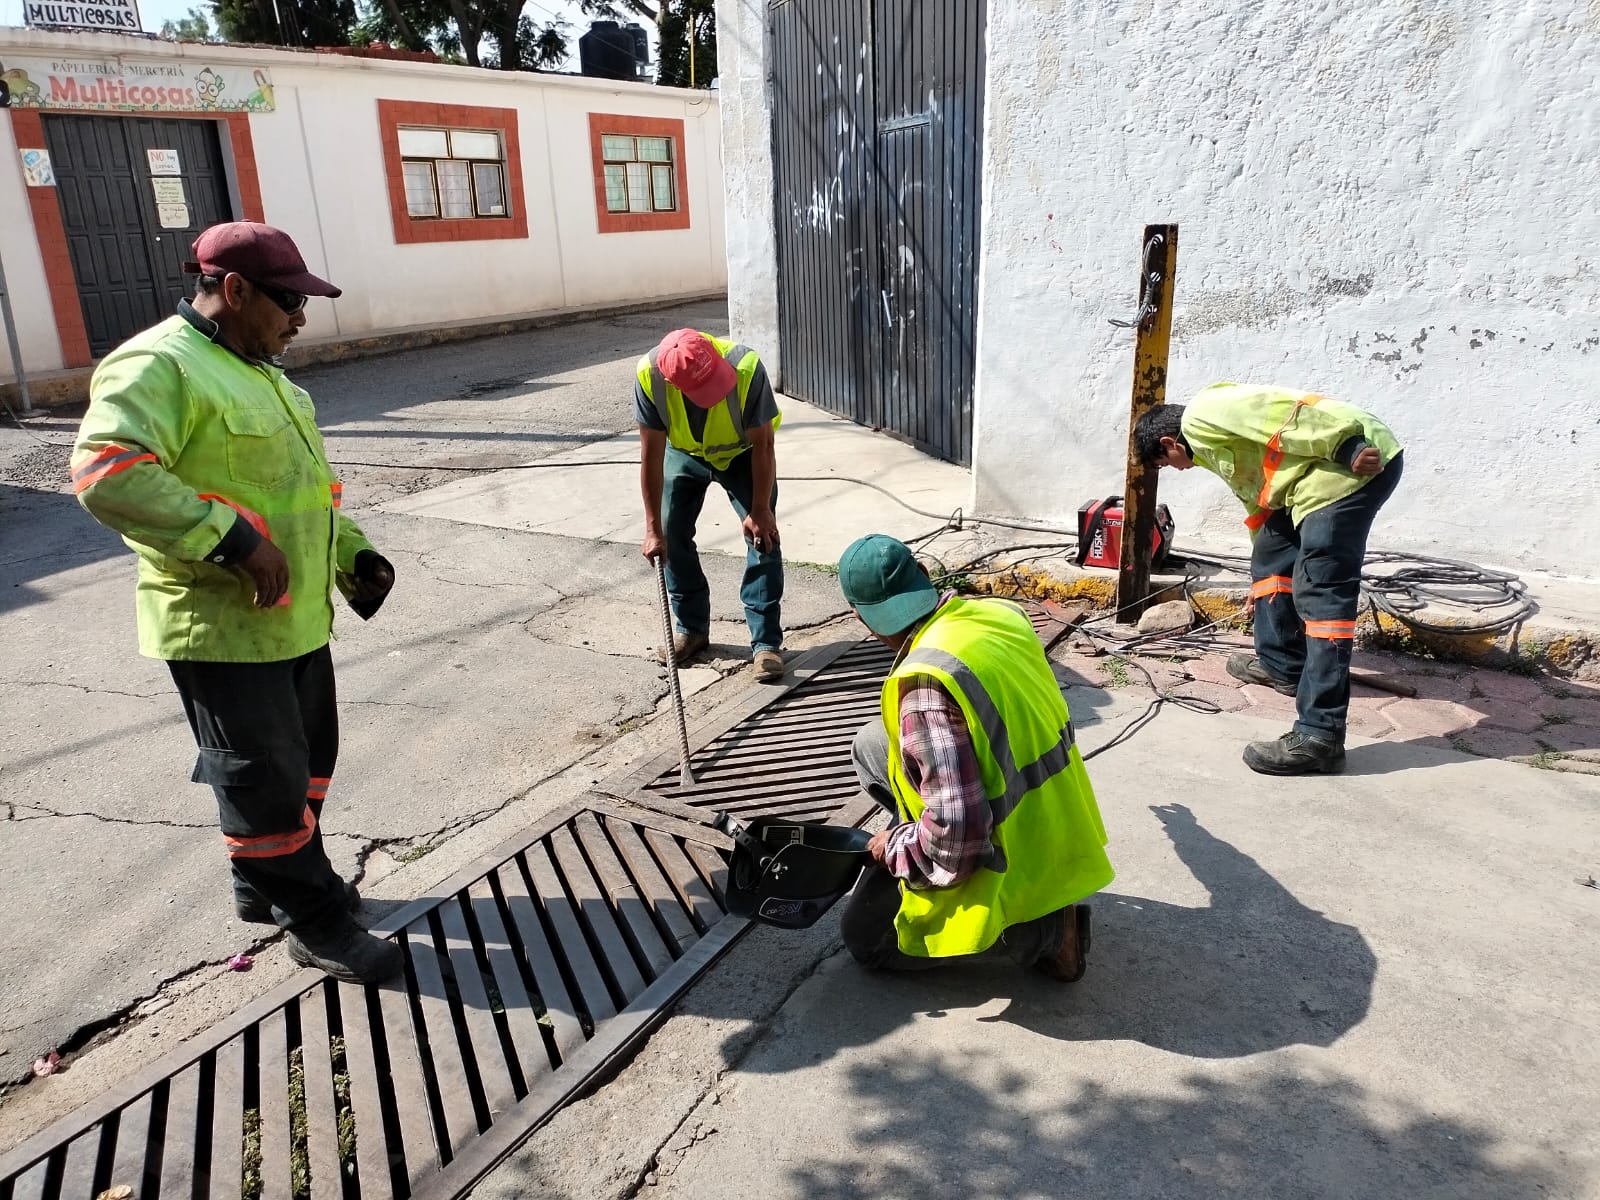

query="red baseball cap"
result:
[183,221,342,298]
[656,328,735,408]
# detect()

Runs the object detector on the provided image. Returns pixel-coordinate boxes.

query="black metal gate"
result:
[769,0,987,466]
[42,115,236,358]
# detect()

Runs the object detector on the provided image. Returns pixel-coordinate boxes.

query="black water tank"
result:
[579,20,639,80]
[627,22,648,70]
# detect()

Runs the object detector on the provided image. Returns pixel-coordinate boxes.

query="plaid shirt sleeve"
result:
[882,678,994,889]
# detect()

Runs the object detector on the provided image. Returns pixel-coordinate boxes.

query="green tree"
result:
[356,0,566,69]
[160,5,219,39]
[212,0,358,47]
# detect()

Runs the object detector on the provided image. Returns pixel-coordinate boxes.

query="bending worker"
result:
[838,534,1113,980]
[71,222,402,984]
[1136,383,1403,776]
[636,328,785,681]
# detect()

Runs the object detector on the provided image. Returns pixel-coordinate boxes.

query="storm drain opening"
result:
[2,607,1074,1200]
[0,801,749,1200]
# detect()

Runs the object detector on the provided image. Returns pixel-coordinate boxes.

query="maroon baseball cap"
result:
[183,221,341,298]
[656,328,736,408]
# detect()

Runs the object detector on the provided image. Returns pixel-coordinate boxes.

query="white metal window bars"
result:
[399,127,509,220]
[600,133,678,214]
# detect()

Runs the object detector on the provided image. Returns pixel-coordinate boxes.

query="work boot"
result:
[657,631,709,666]
[752,649,785,681]
[1033,904,1093,983]
[237,878,361,926]
[1226,653,1298,696]
[1243,731,1346,776]
[287,916,404,984]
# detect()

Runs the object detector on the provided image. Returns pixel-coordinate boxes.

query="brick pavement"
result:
[1053,631,1600,773]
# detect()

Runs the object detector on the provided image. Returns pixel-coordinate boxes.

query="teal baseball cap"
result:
[838,534,939,636]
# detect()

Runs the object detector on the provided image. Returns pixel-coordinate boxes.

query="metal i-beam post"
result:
[1115,224,1178,622]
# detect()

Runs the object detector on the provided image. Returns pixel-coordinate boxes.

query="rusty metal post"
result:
[1115,224,1178,622]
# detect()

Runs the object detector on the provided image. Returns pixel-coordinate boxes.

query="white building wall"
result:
[971,0,1600,578]
[713,0,780,377]
[0,30,726,374]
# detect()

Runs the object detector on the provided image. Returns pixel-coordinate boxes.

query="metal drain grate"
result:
[2,604,1076,1200]
[0,799,745,1200]
[608,601,1078,827]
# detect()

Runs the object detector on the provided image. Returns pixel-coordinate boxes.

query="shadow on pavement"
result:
[0,482,125,616]
[727,802,1374,1064]
[784,1058,1567,1200]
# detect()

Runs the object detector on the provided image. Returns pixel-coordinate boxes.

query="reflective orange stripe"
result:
[71,445,158,493]
[1244,509,1272,532]
[225,808,317,859]
[1250,575,1293,600]
[1305,619,1356,640]
[307,775,331,801]
[330,482,343,509]
[1256,394,1324,508]
[197,494,272,539]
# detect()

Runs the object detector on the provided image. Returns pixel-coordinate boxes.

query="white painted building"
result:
[716,0,1600,580]
[0,29,725,375]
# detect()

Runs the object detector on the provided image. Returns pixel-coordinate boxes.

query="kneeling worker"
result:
[636,329,785,680]
[838,534,1114,980]
[1135,383,1403,776]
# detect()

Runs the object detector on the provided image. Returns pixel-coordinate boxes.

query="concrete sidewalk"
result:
[482,693,1600,1200]
[379,394,971,567]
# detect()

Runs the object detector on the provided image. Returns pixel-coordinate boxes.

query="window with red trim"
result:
[378,100,528,244]
[587,113,691,234]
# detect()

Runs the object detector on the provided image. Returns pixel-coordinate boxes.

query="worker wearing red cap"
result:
[636,328,786,680]
[69,222,402,984]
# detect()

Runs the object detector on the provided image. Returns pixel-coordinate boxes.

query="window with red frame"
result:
[599,132,679,214]
[398,126,509,220]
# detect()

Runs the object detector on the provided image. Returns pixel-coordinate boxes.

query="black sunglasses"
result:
[247,279,308,315]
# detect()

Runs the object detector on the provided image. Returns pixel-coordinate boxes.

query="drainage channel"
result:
[0,797,743,1200]
[0,602,1073,1200]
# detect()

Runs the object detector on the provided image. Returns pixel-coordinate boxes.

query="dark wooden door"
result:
[770,0,987,466]
[42,115,234,358]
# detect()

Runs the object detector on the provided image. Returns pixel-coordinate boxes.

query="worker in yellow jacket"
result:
[70,222,402,983]
[1136,383,1404,775]
[838,534,1113,979]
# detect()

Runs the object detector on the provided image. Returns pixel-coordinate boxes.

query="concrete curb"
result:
[967,560,1600,681]
[0,289,729,411]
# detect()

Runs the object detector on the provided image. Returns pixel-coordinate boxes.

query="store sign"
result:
[22,0,140,33]
[0,56,275,113]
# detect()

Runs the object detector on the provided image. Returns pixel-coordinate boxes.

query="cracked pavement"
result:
[0,300,854,1139]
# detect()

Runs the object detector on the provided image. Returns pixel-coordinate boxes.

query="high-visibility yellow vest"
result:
[634,331,779,470]
[883,596,1115,957]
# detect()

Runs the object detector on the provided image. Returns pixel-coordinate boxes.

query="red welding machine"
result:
[1077,495,1175,571]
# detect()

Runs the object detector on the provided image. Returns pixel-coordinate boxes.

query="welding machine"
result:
[1077,495,1174,571]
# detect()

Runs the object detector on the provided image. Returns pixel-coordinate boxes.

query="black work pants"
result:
[1251,454,1404,743]
[168,645,348,933]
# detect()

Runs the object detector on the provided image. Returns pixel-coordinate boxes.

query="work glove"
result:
[340,549,395,620]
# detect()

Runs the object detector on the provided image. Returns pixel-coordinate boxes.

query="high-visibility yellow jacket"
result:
[634,332,779,470]
[71,307,374,663]
[1182,382,1402,532]
[883,596,1114,958]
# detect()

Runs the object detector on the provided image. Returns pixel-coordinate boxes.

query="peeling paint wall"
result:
[970,0,1600,578]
